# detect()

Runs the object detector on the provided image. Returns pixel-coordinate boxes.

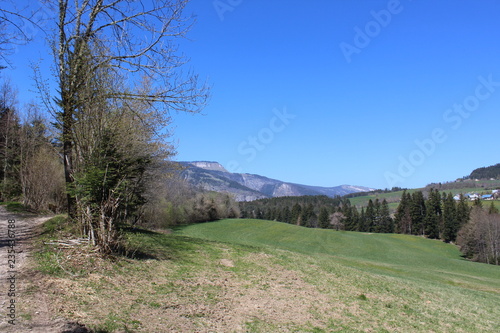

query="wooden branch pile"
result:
[44,238,90,249]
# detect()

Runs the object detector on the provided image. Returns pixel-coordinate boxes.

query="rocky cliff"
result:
[179,161,375,201]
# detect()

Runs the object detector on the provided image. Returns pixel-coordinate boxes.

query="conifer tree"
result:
[488,201,499,215]
[365,199,376,232]
[395,191,412,234]
[282,206,291,223]
[425,189,442,239]
[318,207,330,229]
[291,203,302,225]
[341,201,356,231]
[379,199,394,233]
[410,191,426,235]
[456,195,471,229]
[442,192,458,242]
[358,207,367,232]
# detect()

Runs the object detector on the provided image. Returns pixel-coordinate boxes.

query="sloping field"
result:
[175,219,500,331]
[177,219,500,292]
[23,218,500,332]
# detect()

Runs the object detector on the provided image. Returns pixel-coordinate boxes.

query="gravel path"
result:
[0,206,83,332]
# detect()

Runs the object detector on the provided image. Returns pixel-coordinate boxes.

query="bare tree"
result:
[37,0,209,251]
[19,105,65,212]
[47,0,208,218]
[457,207,500,265]
[330,211,345,231]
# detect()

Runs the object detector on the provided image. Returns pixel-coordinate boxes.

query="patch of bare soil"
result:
[0,206,92,333]
[42,249,344,332]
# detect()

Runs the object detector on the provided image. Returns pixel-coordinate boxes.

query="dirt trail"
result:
[0,206,87,333]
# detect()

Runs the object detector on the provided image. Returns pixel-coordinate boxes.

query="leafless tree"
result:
[19,105,65,212]
[330,211,345,231]
[45,0,208,219]
[34,0,208,252]
[457,207,500,265]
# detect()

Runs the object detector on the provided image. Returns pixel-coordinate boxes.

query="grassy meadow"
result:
[27,218,500,332]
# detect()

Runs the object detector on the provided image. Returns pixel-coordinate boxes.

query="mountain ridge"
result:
[179,161,375,201]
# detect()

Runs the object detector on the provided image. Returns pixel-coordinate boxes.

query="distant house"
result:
[468,193,480,201]
[453,194,461,201]
[492,189,499,194]
[482,194,493,200]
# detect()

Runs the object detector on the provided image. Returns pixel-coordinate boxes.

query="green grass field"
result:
[32,217,500,332]
[176,219,500,331]
[177,219,500,292]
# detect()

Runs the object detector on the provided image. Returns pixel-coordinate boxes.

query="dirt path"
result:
[0,206,87,333]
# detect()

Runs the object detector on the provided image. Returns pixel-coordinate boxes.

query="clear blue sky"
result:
[3,0,500,190]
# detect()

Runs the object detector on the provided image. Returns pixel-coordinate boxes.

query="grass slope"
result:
[177,219,500,292]
[29,218,500,332]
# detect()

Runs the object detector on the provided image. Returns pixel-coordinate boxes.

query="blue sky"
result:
[3,0,500,190]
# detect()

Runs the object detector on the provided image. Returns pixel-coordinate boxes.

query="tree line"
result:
[239,195,394,232]
[240,190,500,265]
[0,82,66,212]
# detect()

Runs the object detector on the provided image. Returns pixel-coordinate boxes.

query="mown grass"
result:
[30,217,500,332]
[176,219,500,292]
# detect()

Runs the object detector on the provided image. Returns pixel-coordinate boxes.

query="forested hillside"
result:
[469,163,500,180]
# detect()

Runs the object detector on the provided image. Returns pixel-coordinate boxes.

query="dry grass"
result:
[18,218,500,332]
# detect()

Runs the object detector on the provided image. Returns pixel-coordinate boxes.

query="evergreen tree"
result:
[358,207,367,232]
[318,207,330,229]
[341,201,356,231]
[349,205,360,231]
[365,199,376,232]
[410,191,426,235]
[379,199,394,233]
[291,203,302,225]
[442,192,458,242]
[424,188,441,239]
[302,203,317,228]
[473,198,483,208]
[456,195,471,229]
[488,201,499,215]
[282,206,291,223]
[373,199,382,232]
[395,191,412,234]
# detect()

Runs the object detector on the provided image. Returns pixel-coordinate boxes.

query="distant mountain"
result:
[179,161,375,201]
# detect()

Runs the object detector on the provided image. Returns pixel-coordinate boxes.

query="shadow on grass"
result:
[118,226,217,263]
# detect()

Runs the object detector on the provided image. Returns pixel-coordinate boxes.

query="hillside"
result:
[177,219,500,286]
[179,161,374,201]
[29,218,500,332]
[469,163,500,180]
